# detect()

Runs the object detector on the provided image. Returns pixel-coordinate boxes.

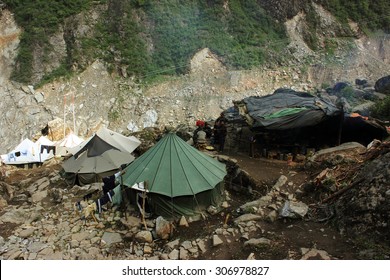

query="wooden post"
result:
[119,170,128,219]
[337,105,344,146]
[141,181,148,230]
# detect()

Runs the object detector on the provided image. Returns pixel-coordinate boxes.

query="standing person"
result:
[214,112,228,152]
[195,129,207,150]
[249,135,256,158]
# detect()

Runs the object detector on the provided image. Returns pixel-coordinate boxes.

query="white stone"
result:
[31,190,48,203]
[179,216,189,227]
[212,235,223,247]
[168,249,179,260]
[272,175,288,191]
[19,228,35,238]
[179,247,189,260]
[244,238,271,247]
[234,214,262,225]
[102,232,122,246]
[166,239,180,249]
[181,240,192,250]
[135,231,153,243]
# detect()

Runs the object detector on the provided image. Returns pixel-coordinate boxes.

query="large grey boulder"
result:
[375,75,390,94]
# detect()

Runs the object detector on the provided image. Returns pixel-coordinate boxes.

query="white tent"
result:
[55,132,84,157]
[35,136,56,162]
[1,138,39,165]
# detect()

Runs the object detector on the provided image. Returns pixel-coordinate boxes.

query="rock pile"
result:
[335,142,390,243]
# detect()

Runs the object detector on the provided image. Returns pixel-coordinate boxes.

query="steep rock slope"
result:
[1,2,390,154]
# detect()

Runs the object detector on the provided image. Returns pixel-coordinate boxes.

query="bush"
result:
[371,96,390,121]
[4,0,103,83]
[317,0,390,32]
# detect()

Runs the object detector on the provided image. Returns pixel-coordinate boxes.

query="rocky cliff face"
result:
[1,3,390,154]
[0,9,20,84]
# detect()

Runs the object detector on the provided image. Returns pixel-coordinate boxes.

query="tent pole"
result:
[337,105,344,146]
[120,171,128,219]
[72,92,76,134]
[142,181,148,230]
[63,95,66,138]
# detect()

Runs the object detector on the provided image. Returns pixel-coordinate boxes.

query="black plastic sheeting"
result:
[242,89,342,130]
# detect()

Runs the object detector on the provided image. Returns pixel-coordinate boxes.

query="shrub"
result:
[371,96,390,121]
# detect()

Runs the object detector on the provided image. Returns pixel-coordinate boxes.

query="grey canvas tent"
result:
[120,132,227,218]
[62,127,141,186]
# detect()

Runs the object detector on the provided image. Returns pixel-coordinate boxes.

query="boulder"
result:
[31,190,48,203]
[135,230,153,243]
[279,201,308,219]
[101,232,123,246]
[19,228,35,238]
[155,216,173,240]
[375,75,390,94]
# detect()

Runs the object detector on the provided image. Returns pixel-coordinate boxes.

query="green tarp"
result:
[121,133,227,218]
[264,107,308,119]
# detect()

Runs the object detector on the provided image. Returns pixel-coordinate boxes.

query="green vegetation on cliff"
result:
[318,0,390,31]
[4,0,104,84]
[4,0,390,85]
[94,0,286,79]
[4,0,287,84]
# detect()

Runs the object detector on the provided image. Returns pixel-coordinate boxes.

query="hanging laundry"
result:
[95,189,115,214]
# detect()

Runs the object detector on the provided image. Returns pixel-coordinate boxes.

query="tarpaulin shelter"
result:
[232,89,388,152]
[61,127,141,186]
[120,132,227,218]
[238,89,342,130]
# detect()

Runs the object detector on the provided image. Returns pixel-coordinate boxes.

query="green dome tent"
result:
[121,132,227,218]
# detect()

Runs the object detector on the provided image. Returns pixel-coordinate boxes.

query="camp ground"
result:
[61,127,141,186]
[119,132,227,219]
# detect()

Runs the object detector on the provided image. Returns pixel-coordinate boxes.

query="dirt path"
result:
[195,152,361,259]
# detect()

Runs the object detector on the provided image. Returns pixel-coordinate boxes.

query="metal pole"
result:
[63,95,66,138]
[72,92,76,133]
